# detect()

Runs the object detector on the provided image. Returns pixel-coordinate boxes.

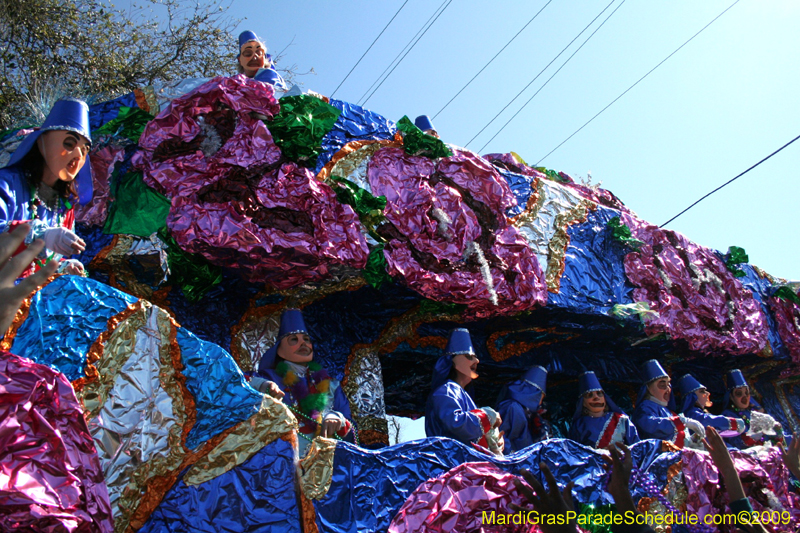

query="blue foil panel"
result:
[547,206,634,315]
[738,263,787,360]
[176,327,262,450]
[496,167,536,218]
[316,438,671,533]
[139,437,300,533]
[89,93,139,131]
[10,276,137,380]
[315,99,396,173]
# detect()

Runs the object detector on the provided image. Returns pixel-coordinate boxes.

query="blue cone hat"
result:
[498,365,547,411]
[676,373,705,413]
[5,98,94,204]
[414,115,435,132]
[573,371,622,420]
[239,30,262,50]
[636,359,674,410]
[257,309,310,373]
[723,369,761,410]
[432,328,476,391]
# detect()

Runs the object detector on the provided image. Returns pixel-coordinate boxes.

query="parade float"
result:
[1,74,799,532]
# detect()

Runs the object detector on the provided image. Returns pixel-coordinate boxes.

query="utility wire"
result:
[465,0,615,149]
[478,0,625,153]
[361,0,454,107]
[536,0,741,165]
[661,133,800,227]
[330,0,410,98]
[432,0,555,120]
[356,0,447,106]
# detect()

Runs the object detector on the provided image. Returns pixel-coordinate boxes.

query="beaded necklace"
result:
[28,184,71,226]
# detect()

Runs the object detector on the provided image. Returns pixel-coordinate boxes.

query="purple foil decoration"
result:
[0,352,113,532]
[622,214,769,355]
[387,462,534,533]
[74,145,124,227]
[769,296,800,368]
[168,161,369,287]
[368,147,546,318]
[135,75,282,199]
[681,447,800,532]
[133,75,369,287]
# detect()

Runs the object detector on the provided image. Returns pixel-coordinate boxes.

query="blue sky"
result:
[230,0,799,280]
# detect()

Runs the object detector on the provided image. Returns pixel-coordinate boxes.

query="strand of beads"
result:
[629,466,714,533]
[287,404,359,446]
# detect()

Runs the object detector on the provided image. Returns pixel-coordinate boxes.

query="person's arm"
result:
[0,224,59,335]
[704,426,769,533]
[781,436,800,480]
[512,463,579,533]
[623,416,640,445]
[634,403,686,441]
[498,401,529,452]
[605,442,657,533]
[687,408,745,434]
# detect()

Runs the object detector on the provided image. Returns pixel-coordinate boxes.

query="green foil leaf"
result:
[418,298,467,316]
[774,286,800,306]
[607,216,644,250]
[103,171,170,237]
[725,246,749,278]
[158,228,223,302]
[363,244,392,289]
[94,106,154,143]
[267,95,341,166]
[396,116,452,159]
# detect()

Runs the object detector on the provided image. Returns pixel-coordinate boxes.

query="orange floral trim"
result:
[71,300,146,394]
[358,429,389,447]
[510,177,543,226]
[299,492,320,533]
[316,137,403,182]
[486,327,579,363]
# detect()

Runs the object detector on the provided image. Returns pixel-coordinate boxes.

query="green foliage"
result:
[0,0,238,128]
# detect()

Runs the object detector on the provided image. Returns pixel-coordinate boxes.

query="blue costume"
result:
[0,99,93,267]
[425,329,497,450]
[632,360,691,446]
[254,309,353,448]
[497,365,549,453]
[569,371,639,449]
[676,373,745,435]
[720,369,784,449]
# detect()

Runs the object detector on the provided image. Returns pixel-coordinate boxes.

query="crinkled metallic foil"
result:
[348,347,386,420]
[9,276,138,381]
[185,395,298,486]
[93,106,154,143]
[623,213,770,355]
[78,302,187,532]
[512,177,586,276]
[167,161,370,287]
[395,116,452,159]
[104,171,171,238]
[769,295,800,364]
[388,462,531,533]
[136,75,282,200]
[316,99,397,173]
[89,92,138,131]
[367,147,546,318]
[546,199,597,292]
[267,94,341,166]
[300,437,337,500]
[319,141,393,192]
[0,352,113,532]
[158,227,223,302]
[75,145,124,227]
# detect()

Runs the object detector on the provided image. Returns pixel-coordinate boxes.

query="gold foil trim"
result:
[486,327,579,363]
[316,138,402,183]
[1,272,61,350]
[184,395,298,486]
[510,177,543,226]
[546,199,597,293]
[299,436,337,500]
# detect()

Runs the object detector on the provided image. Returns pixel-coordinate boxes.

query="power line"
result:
[356,0,448,106]
[432,0,555,120]
[661,133,800,227]
[478,0,626,153]
[535,0,741,166]
[330,0,410,98]
[361,0,454,107]
[465,0,616,149]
